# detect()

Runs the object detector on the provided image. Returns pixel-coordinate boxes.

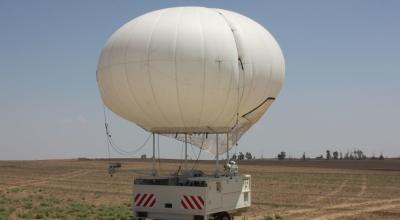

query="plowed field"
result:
[1,159,399,219]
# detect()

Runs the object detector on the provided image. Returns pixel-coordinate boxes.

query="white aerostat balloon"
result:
[97,7,285,155]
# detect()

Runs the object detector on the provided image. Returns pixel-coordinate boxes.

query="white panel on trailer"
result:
[133,175,251,220]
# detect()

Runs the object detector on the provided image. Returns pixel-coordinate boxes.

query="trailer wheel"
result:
[215,212,231,220]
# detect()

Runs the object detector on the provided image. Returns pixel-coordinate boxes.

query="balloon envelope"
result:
[97,7,285,154]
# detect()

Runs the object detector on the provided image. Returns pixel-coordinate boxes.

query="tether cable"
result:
[103,105,152,156]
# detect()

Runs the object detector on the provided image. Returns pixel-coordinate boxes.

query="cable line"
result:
[103,105,152,156]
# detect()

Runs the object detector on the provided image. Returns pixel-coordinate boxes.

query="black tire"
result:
[215,212,231,220]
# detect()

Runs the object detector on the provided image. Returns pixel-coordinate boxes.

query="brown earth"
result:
[0,159,399,219]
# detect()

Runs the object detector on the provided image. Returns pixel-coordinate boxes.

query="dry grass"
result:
[0,159,399,219]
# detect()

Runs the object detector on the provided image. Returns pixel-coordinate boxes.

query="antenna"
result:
[152,133,157,176]
[215,134,219,177]
[185,133,188,173]
[226,132,229,161]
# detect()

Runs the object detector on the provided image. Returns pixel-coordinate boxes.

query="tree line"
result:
[277,148,385,160]
[231,152,255,160]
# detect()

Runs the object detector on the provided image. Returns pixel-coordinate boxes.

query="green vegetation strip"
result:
[0,189,134,220]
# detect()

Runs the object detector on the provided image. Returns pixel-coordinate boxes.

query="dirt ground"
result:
[0,159,400,220]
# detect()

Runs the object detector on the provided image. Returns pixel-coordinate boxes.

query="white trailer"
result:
[104,134,251,220]
[133,173,251,220]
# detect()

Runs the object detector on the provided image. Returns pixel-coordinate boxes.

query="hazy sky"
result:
[1,0,399,160]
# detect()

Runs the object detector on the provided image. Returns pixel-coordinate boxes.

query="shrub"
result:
[22,199,33,209]
[264,216,273,220]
